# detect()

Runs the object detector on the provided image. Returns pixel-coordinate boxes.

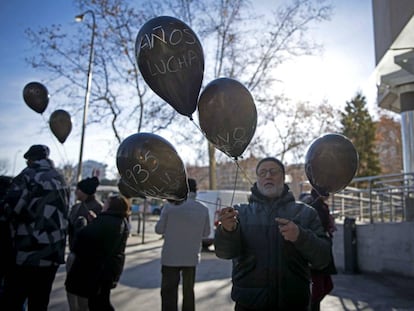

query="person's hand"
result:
[218,207,239,232]
[276,217,299,242]
[87,210,97,222]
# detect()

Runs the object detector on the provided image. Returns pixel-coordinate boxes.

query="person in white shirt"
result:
[155,178,210,311]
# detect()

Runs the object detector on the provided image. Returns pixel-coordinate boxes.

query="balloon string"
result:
[190,117,255,196]
[233,158,255,187]
[190,118,204,135]
[230,161,240,207]
[40,116,71,208]
[190,119,241,163]
[41,114,70,165]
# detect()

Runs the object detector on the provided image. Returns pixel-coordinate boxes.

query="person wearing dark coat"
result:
[65,195,130,311]
[0,176,13,306]
[304,189,337,311]
[66,176,103,310]
[1,145,69,311]
[215,157,331,310]
[68,176,103,250]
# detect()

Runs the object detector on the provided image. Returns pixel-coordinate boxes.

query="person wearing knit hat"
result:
[23,144,50,161]
[215,157,331,310]
[66,176,103,311]
[1,145,69,310]
[77,177,100,196]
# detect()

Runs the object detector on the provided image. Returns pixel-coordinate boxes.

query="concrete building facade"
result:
[372,0,414,174]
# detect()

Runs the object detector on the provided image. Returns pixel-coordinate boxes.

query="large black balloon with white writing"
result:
[135,16,204,118]
[116,132,188,201]
[305,133,359,194]
[49,109,72,143]
[117,178,146,199]
[198,78,257,159]
[23,81,49,114]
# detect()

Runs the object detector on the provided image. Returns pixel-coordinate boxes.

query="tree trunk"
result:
[208,142,217,190]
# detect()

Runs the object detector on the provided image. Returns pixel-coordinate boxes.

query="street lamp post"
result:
[75,10,96,182]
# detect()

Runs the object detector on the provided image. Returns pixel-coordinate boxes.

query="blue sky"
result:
[0,0,376,178]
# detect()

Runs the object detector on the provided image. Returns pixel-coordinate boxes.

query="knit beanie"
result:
[77,177,100,195]
[23,145,50,161]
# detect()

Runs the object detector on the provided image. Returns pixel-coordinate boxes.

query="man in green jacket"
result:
[214,157,331,311]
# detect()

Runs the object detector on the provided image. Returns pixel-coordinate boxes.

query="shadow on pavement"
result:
[322,272,414,311]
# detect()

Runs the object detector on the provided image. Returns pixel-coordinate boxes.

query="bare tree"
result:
[25,0,334,188]
[166,0,333,188]
[251,96,339,162]
[25,0,177,144]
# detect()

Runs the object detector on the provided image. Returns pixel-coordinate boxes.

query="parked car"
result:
[131,197,163,215]
[196,190,250,248]
[151,204,162,215]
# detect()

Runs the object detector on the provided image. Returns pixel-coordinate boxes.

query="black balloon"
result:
[198,78,257,158]
[49,109,72,143]
[135,16,204,118]
[305,133,359,194]
[116,132,188,201]
[23,81,49,114]
[118,178,146,199]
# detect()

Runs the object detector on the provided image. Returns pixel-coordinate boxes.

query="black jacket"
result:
[67,197,103,251]
[65,210,129,297]
[214,184,331,310]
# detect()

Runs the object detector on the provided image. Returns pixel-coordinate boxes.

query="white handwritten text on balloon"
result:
[140,25,201,76]
[124,150,184,197]
[140,25,197,49]
[210,128,249,155]
[145,50,198,76]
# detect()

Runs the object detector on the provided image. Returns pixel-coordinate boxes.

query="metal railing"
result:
[329,173,414,223]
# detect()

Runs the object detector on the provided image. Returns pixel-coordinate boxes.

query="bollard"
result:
[344,217,358,273]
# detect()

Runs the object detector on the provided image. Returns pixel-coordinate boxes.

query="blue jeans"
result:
[161,265,195,311]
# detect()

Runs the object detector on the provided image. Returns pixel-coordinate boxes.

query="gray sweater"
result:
[155,193,210,266]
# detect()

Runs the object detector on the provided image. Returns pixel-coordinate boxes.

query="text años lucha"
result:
[139,25,201,76]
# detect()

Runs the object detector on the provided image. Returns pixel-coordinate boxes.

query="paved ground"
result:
[49,218,414,311]
[322,272,414,310]
[128,233,414,311]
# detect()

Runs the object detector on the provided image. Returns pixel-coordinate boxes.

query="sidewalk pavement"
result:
[127,234,414,311]
[322,272,414,310]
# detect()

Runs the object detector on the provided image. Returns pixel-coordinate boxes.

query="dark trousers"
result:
[3,264,58,311]
[88,286,114,311]
[161,265,196,311]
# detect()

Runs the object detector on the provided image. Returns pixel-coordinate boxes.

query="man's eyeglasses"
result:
[257,168,283,178]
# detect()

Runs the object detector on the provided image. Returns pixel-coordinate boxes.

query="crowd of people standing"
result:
[0,145,131,311]
[0,144,337,311]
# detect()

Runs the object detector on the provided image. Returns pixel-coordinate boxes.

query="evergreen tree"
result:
[340,93,381,177]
